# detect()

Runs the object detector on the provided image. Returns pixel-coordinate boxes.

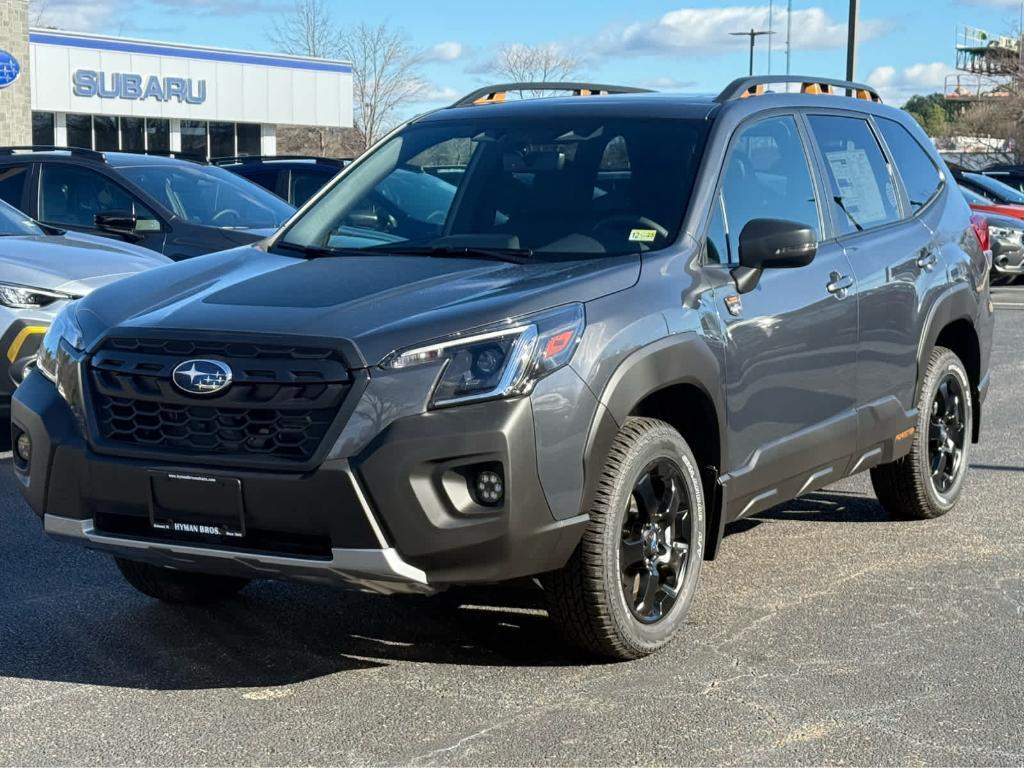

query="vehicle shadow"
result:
[754,490,891,524]
[0,452,586,691]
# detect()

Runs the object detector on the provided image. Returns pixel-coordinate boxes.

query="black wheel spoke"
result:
[634,474,660,521]
[620,538,646,572]
[637,564,660,612]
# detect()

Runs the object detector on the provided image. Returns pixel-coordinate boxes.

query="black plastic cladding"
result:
[79,330,369,471]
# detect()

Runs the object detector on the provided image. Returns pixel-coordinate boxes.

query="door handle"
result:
[826,272,854,298]
[917,250,937,270]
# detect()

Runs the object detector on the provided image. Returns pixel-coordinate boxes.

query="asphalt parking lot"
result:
[1,304,1022,767]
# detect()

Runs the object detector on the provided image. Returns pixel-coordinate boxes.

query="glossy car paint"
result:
[11,90,993,588]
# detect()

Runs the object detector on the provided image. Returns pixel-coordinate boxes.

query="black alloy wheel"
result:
[929,373,967,495]
[619,459,692,624]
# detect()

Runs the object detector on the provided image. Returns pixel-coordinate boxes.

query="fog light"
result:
[15,431,31,464]
[475,470,504,506]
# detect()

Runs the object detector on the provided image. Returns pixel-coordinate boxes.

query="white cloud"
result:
[866,62,956,104]
[598,5,892,57]
[425,41,464,62]
[31,0,120,31]
[409,84,460,103]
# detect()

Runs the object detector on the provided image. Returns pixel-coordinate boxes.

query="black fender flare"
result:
[580,332,729,558]
[915,282,982,437]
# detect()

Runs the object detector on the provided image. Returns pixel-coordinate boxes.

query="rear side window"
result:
[876,118,942,212]
[807,115,900,235]
[38,165,160,231]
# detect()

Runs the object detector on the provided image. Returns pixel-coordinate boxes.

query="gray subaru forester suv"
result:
[11,77,994,660]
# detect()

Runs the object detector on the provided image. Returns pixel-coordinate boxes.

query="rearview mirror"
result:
[94,210,138,237]
[732,218,817,294]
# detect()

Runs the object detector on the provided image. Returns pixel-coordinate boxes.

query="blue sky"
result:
[36,0,1024,106]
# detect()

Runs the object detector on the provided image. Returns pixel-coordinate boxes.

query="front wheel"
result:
[871,346,973,519]
[115,558,250,604]
[544,417,705,660]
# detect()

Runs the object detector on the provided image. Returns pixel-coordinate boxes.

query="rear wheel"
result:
[115,558,250,604]
[544,417,705,660]
[871,346,973,519]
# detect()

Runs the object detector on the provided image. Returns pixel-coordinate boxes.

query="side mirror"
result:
[732,218,818,294]
[94,210,138,237]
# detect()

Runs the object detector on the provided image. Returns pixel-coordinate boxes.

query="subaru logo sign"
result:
[0,50,20,89]
[172,359,233,396]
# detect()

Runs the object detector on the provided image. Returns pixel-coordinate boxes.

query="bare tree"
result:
[340,22,424,150]
[488,43,579,96]
[269,0,343,59]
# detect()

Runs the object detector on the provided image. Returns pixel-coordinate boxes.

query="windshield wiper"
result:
[368,244,536,264]
[273,241,363,259]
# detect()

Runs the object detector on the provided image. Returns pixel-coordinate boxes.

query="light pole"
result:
[730,29,775,76]
[846,0,859,82]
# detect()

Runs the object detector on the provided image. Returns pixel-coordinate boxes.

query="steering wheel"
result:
[592,215,669,239]
[212,209,241,226]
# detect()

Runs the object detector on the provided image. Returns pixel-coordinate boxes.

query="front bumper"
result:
[11,370,587,592]
[1,319,49,418]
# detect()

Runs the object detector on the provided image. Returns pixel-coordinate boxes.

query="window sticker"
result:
[825,149,887,225]
[628,228,658,242]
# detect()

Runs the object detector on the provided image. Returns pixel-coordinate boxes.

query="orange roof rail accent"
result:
[716,75,882,104]
[451,82,652,108]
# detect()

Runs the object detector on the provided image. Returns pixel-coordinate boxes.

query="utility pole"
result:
[786,0,793,78]
[767,0,774,73]
[730,29,774,76]
[846,0,859,82]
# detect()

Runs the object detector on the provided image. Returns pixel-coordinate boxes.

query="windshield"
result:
[0,198,44,236]
[116,163,295,230]
[279,115,710,260]
[964,172,1024,205]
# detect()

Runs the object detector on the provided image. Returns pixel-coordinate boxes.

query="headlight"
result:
[35,301,84,393]
[0,283,73,309]
[382,304,585,408]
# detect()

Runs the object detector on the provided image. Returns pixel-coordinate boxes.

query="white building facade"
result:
[26,30,354,158]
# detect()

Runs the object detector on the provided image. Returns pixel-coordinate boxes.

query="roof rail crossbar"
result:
[0,144,106,161]
[451,82,652,108]
[716,76,882,103]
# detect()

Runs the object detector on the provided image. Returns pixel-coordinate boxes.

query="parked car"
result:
[959,184,1024,220]
[980,164,1024,193]
[0,147,295,260]
[0,198,169,421]
[213,156,349,207]
[12,77,993,660]
[954,168,1024,207]
[984,211,1024,282]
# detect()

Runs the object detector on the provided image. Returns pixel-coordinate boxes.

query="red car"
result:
[959,184,1024,220]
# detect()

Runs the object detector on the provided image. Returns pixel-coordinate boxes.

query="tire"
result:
[544,417,705,660]
[870,346,973,520]
[115,557,250,604]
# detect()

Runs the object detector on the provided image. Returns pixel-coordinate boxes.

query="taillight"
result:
[970,213,990,253]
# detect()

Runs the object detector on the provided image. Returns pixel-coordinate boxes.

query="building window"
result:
[209,122,235,159]
[237,123,261,156]
[180,120,208,159]
[93,115,119,152]
[32,112,55,145]
[120,117,145,152]
[146,119,170,153]
[66,114,92,150]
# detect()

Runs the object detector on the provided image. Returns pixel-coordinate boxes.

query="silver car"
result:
[0,199,170,419]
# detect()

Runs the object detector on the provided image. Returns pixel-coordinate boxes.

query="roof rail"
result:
[0,145,106,161]
[451,82,652,108]
[716,76,882,103]
[210,154,349,167]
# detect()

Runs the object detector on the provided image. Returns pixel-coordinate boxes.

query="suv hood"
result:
[0,232,170,295]
[76,245,639,365]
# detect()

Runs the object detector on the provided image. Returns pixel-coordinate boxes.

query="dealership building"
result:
[0,1,353,158]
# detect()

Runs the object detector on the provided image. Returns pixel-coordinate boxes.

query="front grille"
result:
[87,337,351,464]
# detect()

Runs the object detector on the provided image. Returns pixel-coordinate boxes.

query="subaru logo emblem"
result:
[172,359,233,396]
[0,51,20,89]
